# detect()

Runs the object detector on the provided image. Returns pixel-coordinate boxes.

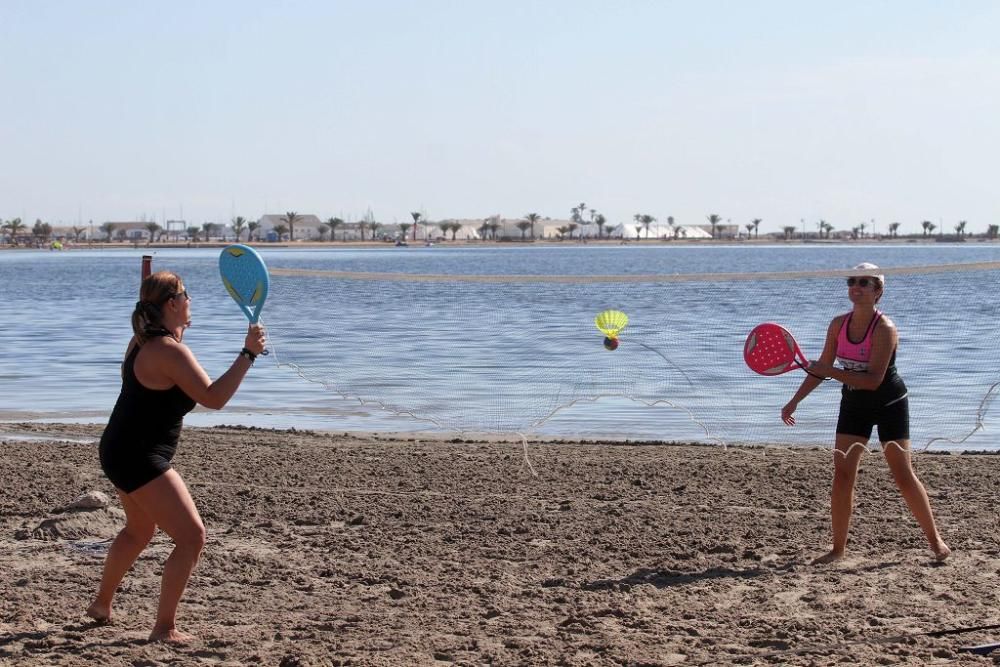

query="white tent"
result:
[606,223,712,240]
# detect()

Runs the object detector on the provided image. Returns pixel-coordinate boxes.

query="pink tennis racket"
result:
[744,323,814,376]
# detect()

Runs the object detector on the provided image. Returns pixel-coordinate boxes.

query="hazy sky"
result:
[2,1,998,234]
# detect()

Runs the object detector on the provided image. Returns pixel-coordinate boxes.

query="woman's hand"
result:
[244,324,266,356]
[781,401,797,426]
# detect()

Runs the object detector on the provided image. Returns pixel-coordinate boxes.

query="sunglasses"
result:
[170,289,190,301]
[846,277,880,288]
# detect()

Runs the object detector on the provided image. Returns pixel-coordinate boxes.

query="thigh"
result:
[876,394,910,443]
[117,489,156,534]
[834,432,867,471]
[127,469,204,542]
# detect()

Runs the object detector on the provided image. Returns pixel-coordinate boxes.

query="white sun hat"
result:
[848,262,885,285]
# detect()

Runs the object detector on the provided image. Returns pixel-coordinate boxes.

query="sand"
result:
[1,422,999,666]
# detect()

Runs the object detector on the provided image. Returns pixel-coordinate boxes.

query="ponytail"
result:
[132,271,182,345]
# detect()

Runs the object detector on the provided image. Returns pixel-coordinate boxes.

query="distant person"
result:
[87,270,266,642]
[781,263,950,564]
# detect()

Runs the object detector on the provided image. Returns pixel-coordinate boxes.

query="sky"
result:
[1,1,998,235]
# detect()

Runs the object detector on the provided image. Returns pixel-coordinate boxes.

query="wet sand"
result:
[2,422,999,666]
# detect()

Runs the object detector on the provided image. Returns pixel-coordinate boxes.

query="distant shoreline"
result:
[1,236,992,251]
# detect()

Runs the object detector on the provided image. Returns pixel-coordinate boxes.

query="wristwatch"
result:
[240,347,257,364]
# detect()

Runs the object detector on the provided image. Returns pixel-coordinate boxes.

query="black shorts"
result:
[836,374,909,443]
[99,439,176,494]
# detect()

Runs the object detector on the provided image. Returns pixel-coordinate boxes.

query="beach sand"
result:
[2,423,999,666]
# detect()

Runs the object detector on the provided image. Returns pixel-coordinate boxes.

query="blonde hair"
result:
[132,271,183,345]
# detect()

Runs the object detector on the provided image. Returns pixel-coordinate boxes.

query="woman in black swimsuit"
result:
[87,270,266,642]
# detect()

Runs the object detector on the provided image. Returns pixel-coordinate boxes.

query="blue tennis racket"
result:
[220,244,270,353]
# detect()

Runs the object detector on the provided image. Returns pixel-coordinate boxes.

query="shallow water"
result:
[1,242,997,449]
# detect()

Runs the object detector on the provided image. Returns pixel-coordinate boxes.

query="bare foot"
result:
[85,601,111,624]
[811,549,845,565]
[149,627,196,643]
[932,542,951,562]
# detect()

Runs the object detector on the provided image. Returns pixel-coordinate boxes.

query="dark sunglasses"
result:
[170,289,190,301]
[846,277,880,288]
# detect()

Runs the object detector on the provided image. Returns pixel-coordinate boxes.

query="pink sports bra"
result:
[836,310,882,372]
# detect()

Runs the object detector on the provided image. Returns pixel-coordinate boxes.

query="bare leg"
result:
[813,435,866,564]
[87,490,156,623]
[127,469,206,642]
[883,440,950,560]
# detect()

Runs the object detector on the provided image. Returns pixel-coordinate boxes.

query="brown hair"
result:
[132,271,183,345]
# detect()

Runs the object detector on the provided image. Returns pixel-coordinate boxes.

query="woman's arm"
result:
[155,325,266,410]
[781,316,841,424]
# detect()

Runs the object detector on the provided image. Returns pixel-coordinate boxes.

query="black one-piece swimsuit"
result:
[99,339,196,493]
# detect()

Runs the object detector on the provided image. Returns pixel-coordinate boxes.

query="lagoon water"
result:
[1,243,998,450]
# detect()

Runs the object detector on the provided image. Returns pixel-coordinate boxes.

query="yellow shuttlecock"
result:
[595,310,628,350]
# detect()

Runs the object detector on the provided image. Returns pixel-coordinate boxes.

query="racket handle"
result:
[141,255,152,282]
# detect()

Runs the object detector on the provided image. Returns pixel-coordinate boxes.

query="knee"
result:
[174,522,207,554]
[832,466,857,487]
[123,521,156,545]
[889,466,919,490]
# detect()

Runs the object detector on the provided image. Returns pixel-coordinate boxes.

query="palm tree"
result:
[202,222,216,241]
[186,226,200,242]
[326,217,344,241]
[516,220,532,240]
[782,225,797,240]
[888,222,900,238]
[101,222,116,241]
[858,222,867,239]
[369,221,382,239]
[448,222,461,240]
[665,216,675,240]
[317,225,328,242]
[437,221,451,240]
[398,223,412,241]
[358,220,369,241]
[594,213,607,239]
[956,220,967,237]
[638,214,655,240]
[232,216,247,241]
[745,222,755,238]
[272,223,288,241]
[410,211,422,241]
[821,221,834,239]
[751,218,762,239]
[921,220,934,237]
[525,212,540,240]
[281,211,300,242]
[2,217,26,245]
[144,222,161,245]
[557,225,570,240]
[988,224,999,240]
[247,221,260,242]
[567,222,579,239]
[707,214,723,239]
[71,226,86,242]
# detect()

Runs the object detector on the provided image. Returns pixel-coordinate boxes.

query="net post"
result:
[141,255,152,289]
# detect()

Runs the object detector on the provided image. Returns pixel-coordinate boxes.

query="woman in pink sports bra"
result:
[781,263,950,564]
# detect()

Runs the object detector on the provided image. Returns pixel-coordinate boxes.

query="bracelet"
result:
[240,347,257,364]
